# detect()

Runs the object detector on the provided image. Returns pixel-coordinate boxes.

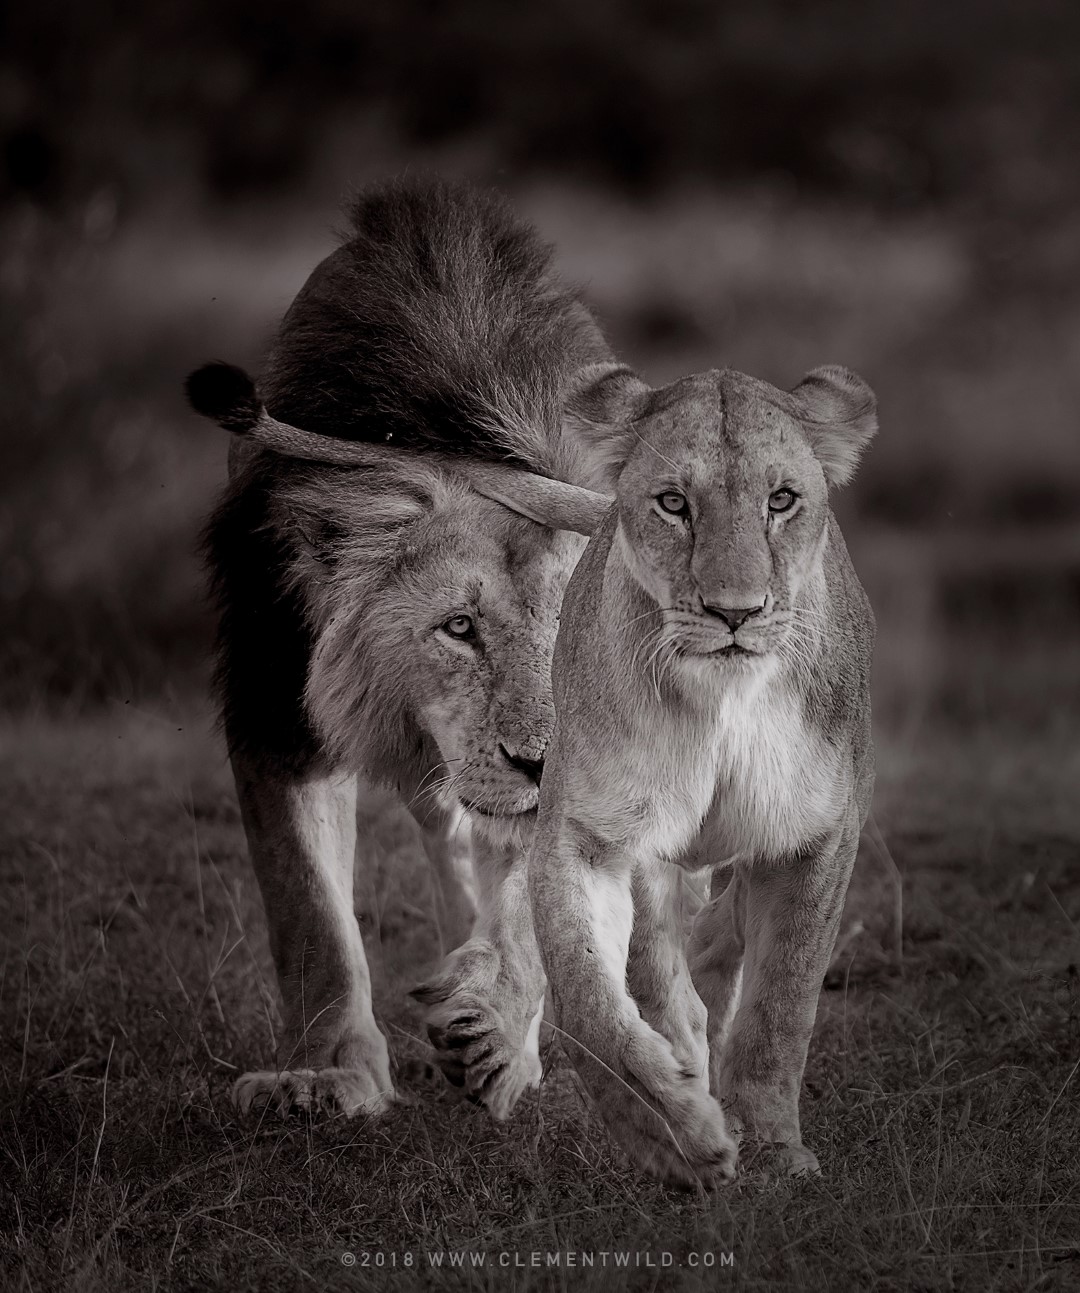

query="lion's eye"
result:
[657,491,688,516]
[768,489,798,514]
[443,615,475,639]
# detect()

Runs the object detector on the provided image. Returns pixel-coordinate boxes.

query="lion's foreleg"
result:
[529,818,736,1188]
[717,817,859,1174]
[230,752,395,1117]
[627,861,709,1087]
[413,799,477,956]
[412,835,546,1119]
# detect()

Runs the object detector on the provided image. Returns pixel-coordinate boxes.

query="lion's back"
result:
[262,176,612,468]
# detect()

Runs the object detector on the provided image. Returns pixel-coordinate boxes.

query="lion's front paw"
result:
[571,1020,738,1188]
[423,993,543,1119]
[412,938,544,1120]
[232,1066,396,1120]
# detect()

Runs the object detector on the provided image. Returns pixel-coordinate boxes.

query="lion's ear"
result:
[791,366,877,488]
[563,363,651,488]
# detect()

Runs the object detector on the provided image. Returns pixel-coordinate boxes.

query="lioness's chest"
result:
[607,678,845,864]
[693,686,845,863]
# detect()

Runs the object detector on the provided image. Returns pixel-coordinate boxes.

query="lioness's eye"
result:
[768,489,798,514]
[443,615,475,639]
[657,491,688,516]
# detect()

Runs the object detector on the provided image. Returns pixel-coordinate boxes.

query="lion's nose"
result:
[498,742,544,786]
[701,600,767,631]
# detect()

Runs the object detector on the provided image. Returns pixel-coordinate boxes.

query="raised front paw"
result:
[411,939,544,1120]
[424,992,543,1119]
[571,1019,738,1188]
[232,1065,396,1119]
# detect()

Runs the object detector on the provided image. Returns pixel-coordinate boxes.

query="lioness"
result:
[190,178,613,1119]
[523,363,877,1186]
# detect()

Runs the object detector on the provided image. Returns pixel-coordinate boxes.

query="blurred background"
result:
[2,0,1078,738]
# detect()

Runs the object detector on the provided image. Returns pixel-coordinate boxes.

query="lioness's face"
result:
[612,368,865,666]
[405,501,585,829]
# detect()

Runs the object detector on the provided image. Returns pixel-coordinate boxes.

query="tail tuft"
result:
[185,362,260,433]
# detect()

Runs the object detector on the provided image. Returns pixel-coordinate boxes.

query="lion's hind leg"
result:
[230,753,396,1120]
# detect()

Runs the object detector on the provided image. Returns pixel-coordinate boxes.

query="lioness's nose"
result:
[702,600,766,631]
[498,742,544,786]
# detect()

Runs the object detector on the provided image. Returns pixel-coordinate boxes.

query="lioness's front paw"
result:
[232,1066,396,1119]
[738,1139,821,1179]
[572,1020,738,1189]
[412,939,544,1120]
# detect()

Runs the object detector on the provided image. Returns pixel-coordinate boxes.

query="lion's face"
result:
[599,367,876,670]
[404,503,584,829]
[286,464,584,838]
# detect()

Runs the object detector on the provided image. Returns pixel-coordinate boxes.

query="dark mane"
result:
[262,176,613,474]
[203,177,614,778]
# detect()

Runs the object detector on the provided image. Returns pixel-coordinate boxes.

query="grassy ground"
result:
[1,693,1077,1290]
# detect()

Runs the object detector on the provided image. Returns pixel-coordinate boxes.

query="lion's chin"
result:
[464,804,538,848]
[459,796,538,820]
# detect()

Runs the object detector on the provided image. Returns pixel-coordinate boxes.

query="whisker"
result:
[415,768,470,822]
[412,758,463,802]
[631,430,681,475]
[629,623,665,677]
[645,632,673,702]
[623,605,676,630]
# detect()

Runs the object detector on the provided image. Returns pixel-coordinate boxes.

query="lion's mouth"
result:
[460,800,538,821]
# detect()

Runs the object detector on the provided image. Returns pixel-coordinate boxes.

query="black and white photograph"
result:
[2,1,1078,1288]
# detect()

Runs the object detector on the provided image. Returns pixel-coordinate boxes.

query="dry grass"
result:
[1,692,1077,1291]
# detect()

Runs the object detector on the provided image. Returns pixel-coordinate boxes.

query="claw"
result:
[231,1068,397,1120]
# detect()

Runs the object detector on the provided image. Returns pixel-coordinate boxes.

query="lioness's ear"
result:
[563,362,651,488]
[791,365,877,488]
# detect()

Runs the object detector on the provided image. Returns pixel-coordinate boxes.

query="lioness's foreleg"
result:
[230,752,395,1118]
[688,867,746,1074]
[530,819,737,1188]
[412,837,546,1119]
[627,862,709,1086]
[715,817,859,1174]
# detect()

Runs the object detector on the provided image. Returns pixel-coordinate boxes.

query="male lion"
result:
[509,363,878,1187]
[189,179,613,1119]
